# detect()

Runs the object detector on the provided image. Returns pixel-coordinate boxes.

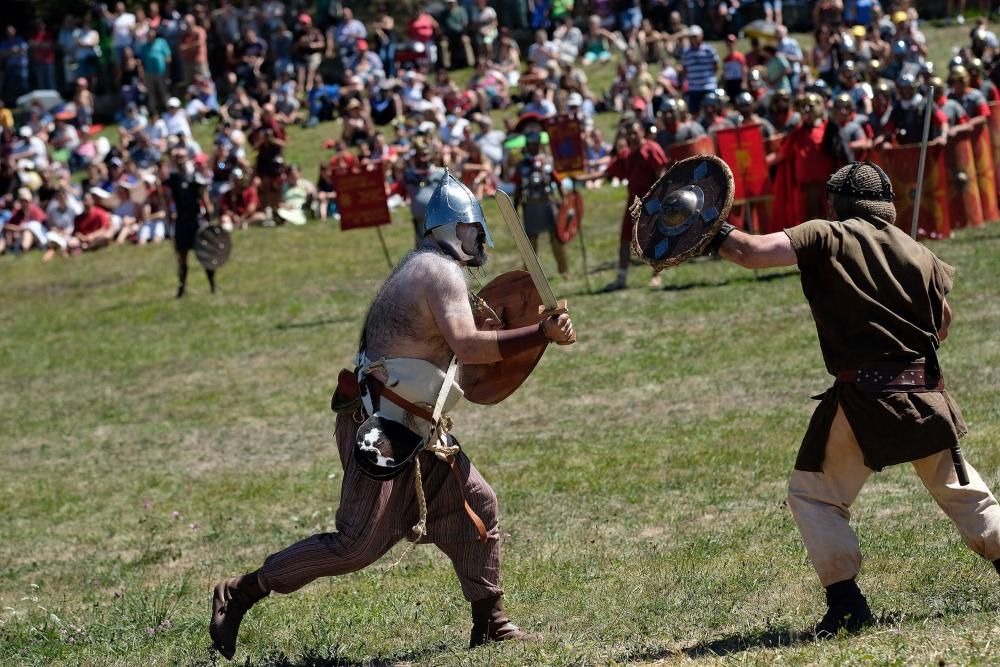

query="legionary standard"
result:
[208,171,576,661]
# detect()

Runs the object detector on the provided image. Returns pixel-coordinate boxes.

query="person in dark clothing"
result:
[165,147,214,298]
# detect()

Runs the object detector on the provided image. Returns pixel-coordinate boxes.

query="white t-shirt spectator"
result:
[143,118,171,148]
[528,40,559,68]
[111,12,136,50]
[45,194,83,232]
[164,109,192,138]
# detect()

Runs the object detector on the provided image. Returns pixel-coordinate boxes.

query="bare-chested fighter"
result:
[209,172,575,660]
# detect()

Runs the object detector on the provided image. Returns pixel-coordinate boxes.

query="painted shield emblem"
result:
[631,155,734,270]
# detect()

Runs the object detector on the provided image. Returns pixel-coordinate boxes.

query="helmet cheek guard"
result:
[424,170,494,261]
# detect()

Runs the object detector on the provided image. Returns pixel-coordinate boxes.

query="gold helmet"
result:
[795,92,825,116]
[948,64,970,84]
[832,92,855,111]
[968,57,984,77]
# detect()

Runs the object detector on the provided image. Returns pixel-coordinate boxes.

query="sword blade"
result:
[494,190,560,310]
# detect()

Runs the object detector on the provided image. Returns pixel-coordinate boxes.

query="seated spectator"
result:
[315,162,337,222]
[219,169,266,230]
[42,187,83,261]
[341,98,374,146]
[138,172,167,245]
[581,15,617,66]
[112,183,143,244]
[306,73,340,127]
[118,103,149,146]
[71,191,114,252]
[1,188,48,255]
[274,163,314,225]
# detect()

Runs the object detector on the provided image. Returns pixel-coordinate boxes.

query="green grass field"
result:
[3,22,1000,667]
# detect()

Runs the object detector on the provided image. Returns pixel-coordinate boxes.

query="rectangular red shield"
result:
[667,134,715,161]
[716,124,772,200]
[988,101,1000,196]
[334,164,391,231]
[871,143,951,239]
[945,124,984,230]
[543,114,586,176]
[971,118,1000,222]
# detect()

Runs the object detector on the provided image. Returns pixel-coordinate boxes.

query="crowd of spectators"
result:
[1,1,999,266]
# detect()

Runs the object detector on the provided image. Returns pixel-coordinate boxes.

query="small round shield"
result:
[194,225,232,270]
[631,155,734,270]
[461,271,548,405]
[556,190,584,243]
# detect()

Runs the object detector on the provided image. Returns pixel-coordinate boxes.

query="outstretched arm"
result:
[939,297,952,342]
[712,226,798,269]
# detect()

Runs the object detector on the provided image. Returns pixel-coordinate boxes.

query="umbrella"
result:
[743,20,779,42]
[16,89,64,112]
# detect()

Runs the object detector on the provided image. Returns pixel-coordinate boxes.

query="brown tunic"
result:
[784,217,967,472]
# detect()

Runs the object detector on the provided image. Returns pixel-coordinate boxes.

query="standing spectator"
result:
[28,20,58,92]
[776,25,803,90]
[1,26,30,105]
[441,0,473,70]
[334,7,367,61]
[139,27,172,113]
[764,45,792,93]
[722,34,747,100]
[680,25,719,113]
[57,16,79,87]
[371,11,397,77]
[106,2,136,77]
[73,14,102,90]
[252,123,286,221]
[470,0,499,64]
[813,0,844,31]
[179,14,209,89]
[294,14,325,93]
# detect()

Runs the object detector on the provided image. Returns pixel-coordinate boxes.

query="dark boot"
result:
[209,570,269,660]
[206,269,216,294]
[993,559,1000,576]
[814,578,874,639]
[469,595,539,648]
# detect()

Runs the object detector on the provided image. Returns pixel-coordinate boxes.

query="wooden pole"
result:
[910,85,935,240]
[375,225,393,269]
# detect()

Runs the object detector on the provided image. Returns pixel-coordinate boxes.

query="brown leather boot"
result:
[209,570,269,660]
[469,595,539,648]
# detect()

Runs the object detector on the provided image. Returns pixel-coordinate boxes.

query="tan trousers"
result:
[788,406,1000,587]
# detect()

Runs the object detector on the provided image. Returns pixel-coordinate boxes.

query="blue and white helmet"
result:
[424,170,494,261]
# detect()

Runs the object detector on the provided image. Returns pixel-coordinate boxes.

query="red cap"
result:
[631,96,647,111]
[194,153,209,165]
[726,33,737,42]
[357,38,368,50]
[298,13,312,25]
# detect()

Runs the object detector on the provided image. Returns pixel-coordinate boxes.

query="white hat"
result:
[167,97,181,108]
[19,126,32,138]
[568,92,584,107]
[689,25,704,38]
[16,159,35,172]
[16,187,33,201]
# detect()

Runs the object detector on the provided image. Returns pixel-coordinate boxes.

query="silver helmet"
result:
[424,170,494,261]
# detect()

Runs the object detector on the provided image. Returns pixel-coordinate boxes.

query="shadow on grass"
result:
[251,642,455,666]
[660,269,799,292]
[275,318,351,331]
[679,627,809,659]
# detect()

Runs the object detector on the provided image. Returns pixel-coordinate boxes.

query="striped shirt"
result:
[681,43,719,92]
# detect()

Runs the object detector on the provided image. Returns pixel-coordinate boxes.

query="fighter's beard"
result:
[463,237,489,267]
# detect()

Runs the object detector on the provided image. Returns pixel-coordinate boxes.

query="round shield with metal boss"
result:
[631,155,734,270]
[194,224,232,270]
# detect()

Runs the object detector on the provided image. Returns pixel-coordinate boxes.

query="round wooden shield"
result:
[461,271,548,405]
[631,155,734,271]
[195,225,232,270]
[556,190,584,243]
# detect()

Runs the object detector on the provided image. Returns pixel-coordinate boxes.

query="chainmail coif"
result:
[826,162,898,225]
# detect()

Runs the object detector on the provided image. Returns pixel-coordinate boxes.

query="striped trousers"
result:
[258,412,503,602]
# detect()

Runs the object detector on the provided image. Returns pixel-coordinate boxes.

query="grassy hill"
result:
[1,169,999,665]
